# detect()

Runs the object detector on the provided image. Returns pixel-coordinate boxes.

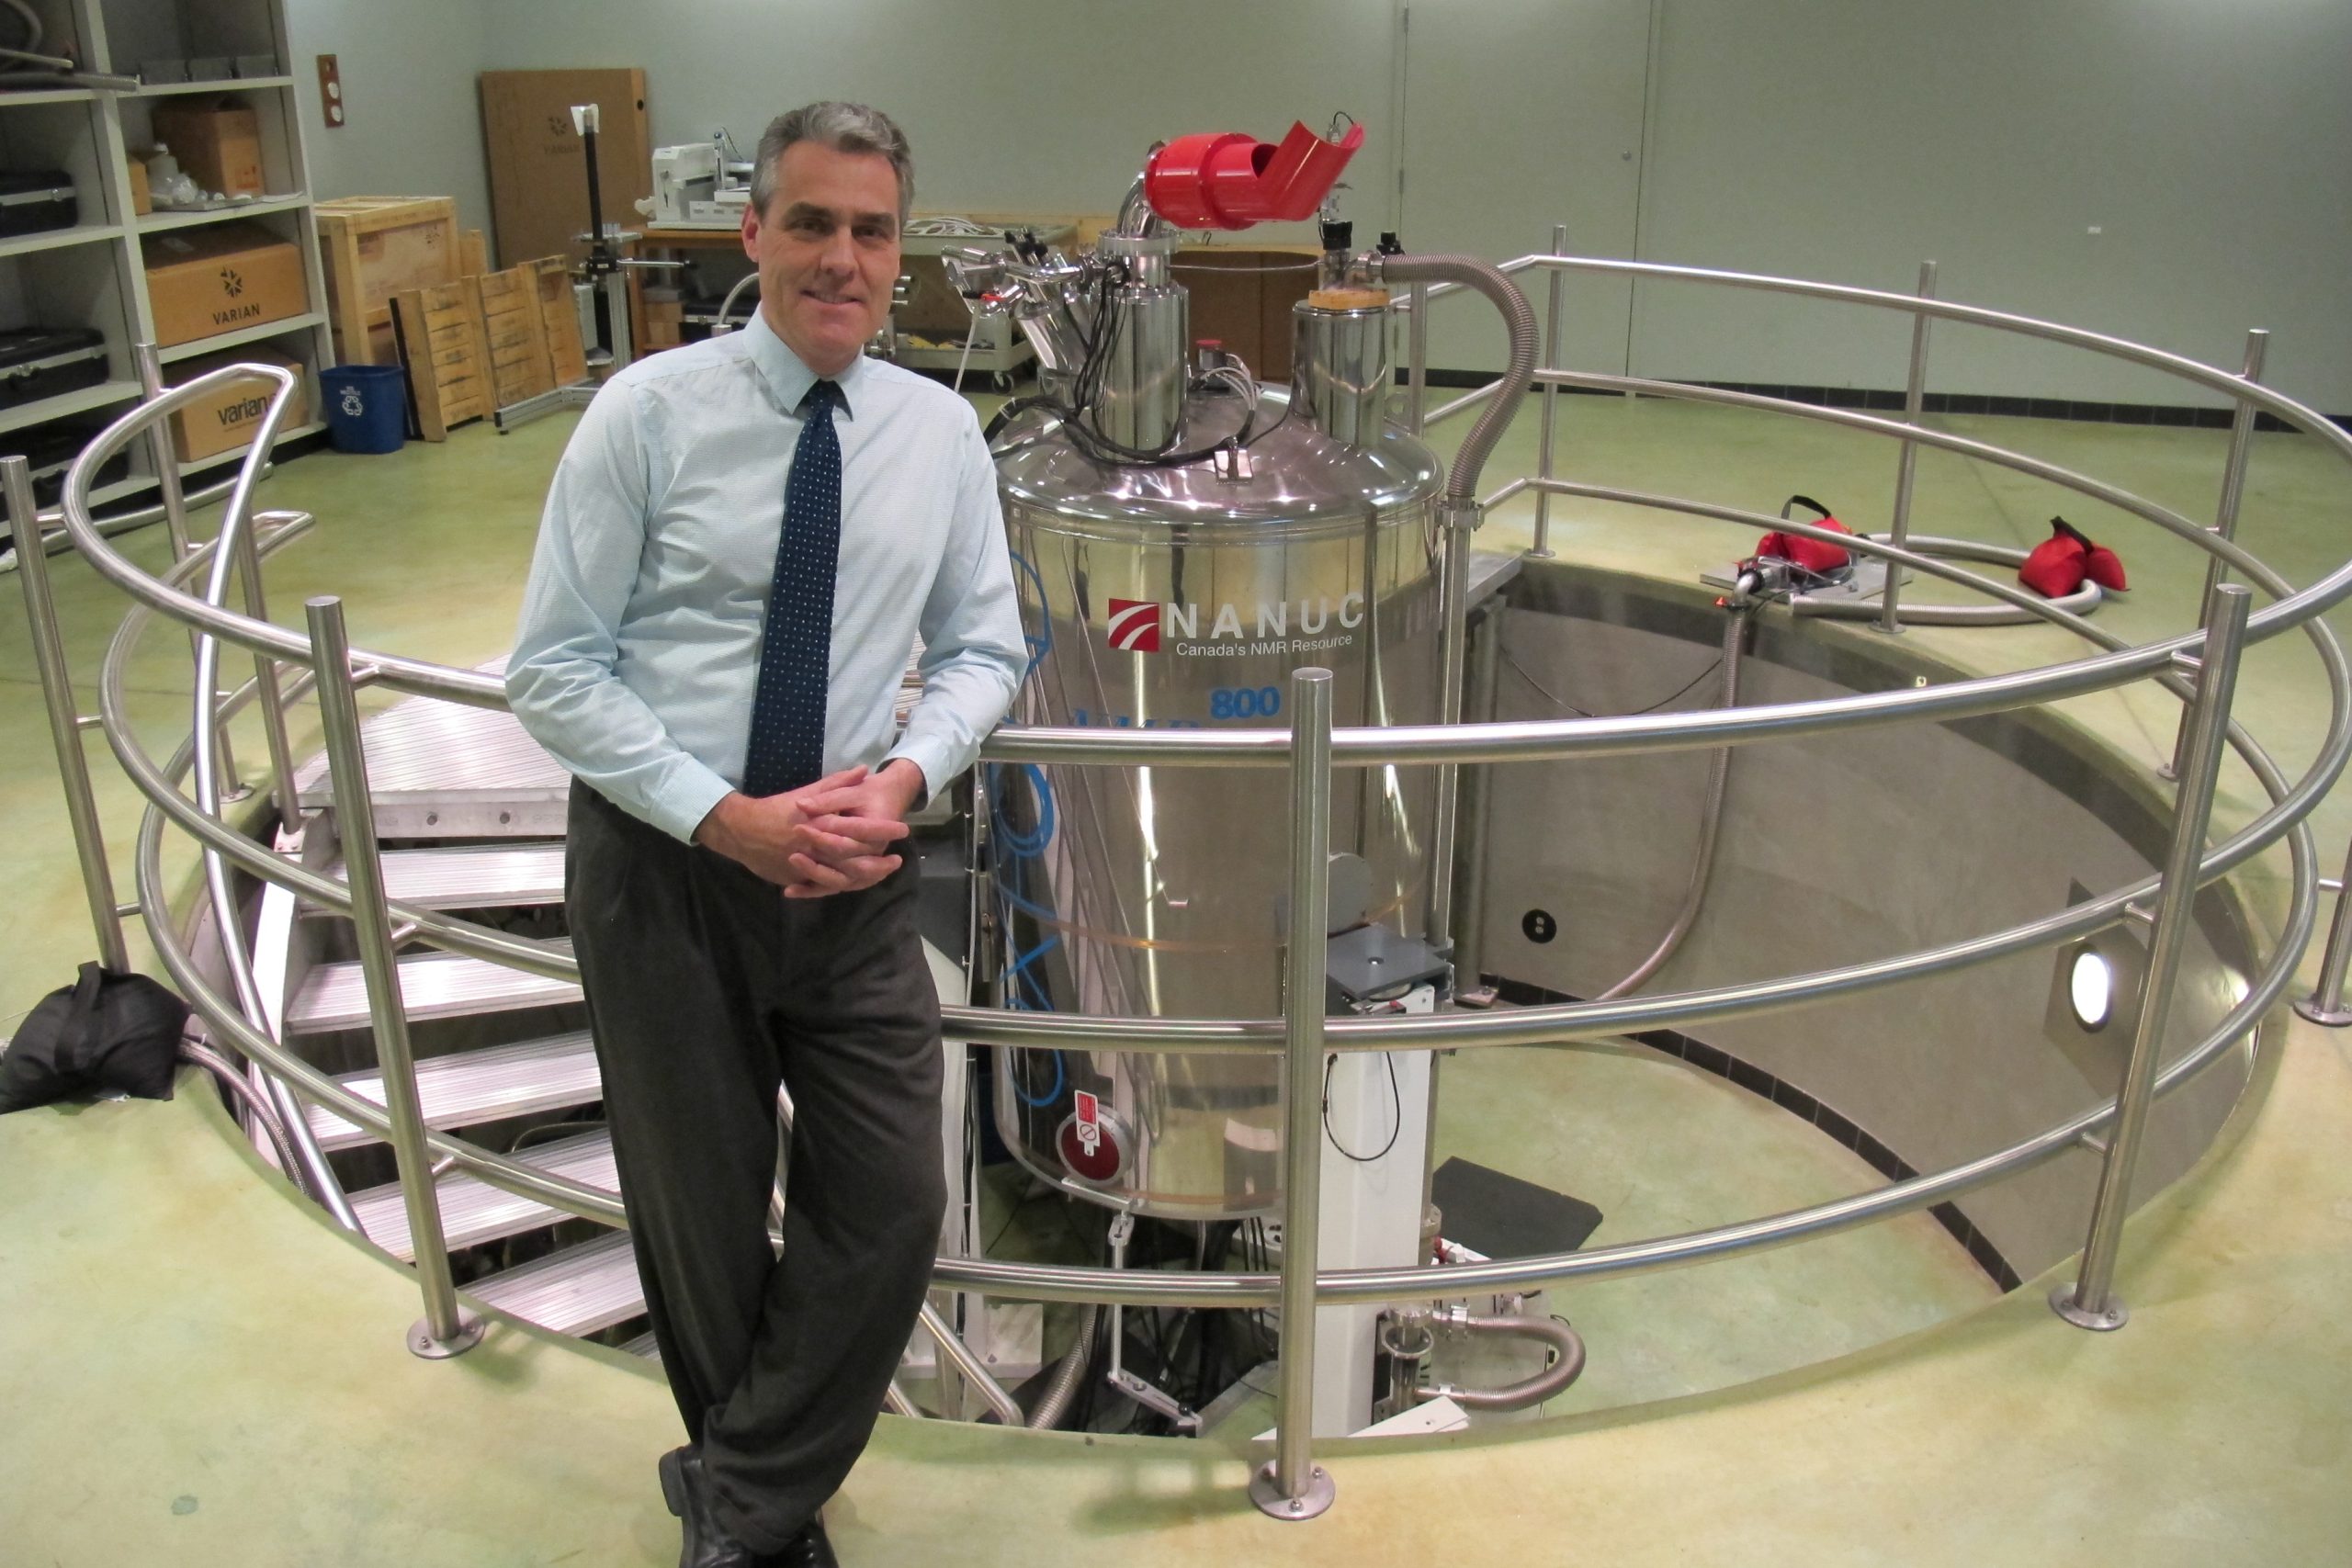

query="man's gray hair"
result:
[750,101,914,223]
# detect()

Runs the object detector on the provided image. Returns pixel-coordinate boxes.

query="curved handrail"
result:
[45,258,2348,1360]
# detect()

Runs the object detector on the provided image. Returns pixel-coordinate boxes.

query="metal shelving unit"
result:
[158,308,323,362]
[137,191,310,231]
[137,73,293,97]
[0,220,120,257]
[0,377,145,434]
[0,0,331,548]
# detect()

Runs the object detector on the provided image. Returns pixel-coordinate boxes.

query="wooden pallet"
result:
[476,264,556,408]
[529,256,589,388]
[390,280,494,440]
[316,196,460,367]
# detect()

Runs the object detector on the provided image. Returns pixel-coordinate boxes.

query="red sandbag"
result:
[2020,517,2127,597]
[1756,496,1853,575]
[2020,530,2087,597]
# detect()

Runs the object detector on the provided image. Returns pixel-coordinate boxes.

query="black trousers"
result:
[566,782,945,1551]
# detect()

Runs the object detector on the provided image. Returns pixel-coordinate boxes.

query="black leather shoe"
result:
[764,1514,840,1568]
[658,1446,762,1568]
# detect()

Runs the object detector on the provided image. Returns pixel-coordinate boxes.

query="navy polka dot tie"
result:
[742,378,842,797]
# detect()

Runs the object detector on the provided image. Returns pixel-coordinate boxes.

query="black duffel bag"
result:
[0,963,188,1113]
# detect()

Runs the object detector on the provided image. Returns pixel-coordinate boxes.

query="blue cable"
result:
[1008,550,1051,674]
[990,762,1055,858]
[1005,931,1067,1105]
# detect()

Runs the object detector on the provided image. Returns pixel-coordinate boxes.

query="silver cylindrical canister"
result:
[1093,232,1187,452]
[1293,299,1391,447]
[989,388,1445,1218]
[1095,287,1187,451]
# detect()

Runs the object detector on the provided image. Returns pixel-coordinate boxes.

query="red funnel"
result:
[1144,120,1364,231]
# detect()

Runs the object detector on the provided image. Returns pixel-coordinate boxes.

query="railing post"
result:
[1252,666,1337,1522]
[2293,837,2352,1025]
[138,340,247,802]
[2052,582,2252,1332]
[1877,259,1937,634]
[1449,603,1505,998]
[132,342,194,560]
[6,456,130,971]
[1528,223,1567,560]
[2166,329,2268,777]
[1425,502,1479,953]
[307,595,482,1359]
[1406,282,1429,434]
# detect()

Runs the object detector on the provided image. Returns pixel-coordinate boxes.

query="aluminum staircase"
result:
[348,1127,617,1259]
[260,658,950,1363]
[304,1031,600,1150]
[266,662,648,1346]
[287,945,582,1032]
[309,843,569,913]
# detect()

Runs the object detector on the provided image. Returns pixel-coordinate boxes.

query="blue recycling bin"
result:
[320,365,407,454]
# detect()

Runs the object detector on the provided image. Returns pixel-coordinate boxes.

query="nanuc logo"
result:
[1106,599,1161,653]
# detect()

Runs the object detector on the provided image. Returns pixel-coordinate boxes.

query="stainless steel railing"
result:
[18,247,2352,1522]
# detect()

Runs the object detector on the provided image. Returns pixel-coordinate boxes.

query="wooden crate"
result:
[390,279,493,440]
[317,196,460,367]
[476,264,557,407]
[529,256,588,386]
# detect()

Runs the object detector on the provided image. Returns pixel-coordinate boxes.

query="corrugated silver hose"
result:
[1596,604,1753,999]
[1377,254,1540,501]
[1025,1303,1100,1429]
[1415,1307,1588,1412]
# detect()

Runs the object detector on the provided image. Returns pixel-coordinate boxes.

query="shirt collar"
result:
[743,310,865,419]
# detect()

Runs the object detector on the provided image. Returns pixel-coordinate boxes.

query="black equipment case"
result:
[0,326,108,412]
[0,171,79,237]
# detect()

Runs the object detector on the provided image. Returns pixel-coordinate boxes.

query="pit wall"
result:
[1471,562,2264,1282]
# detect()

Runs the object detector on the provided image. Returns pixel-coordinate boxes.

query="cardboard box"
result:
[142,222,308,347]
[151,96,263,197]
[128,155,151,216]
[166,347,309,463]
[479,70,650,270]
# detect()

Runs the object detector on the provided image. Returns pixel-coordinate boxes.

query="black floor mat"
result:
[1431,1156,1603,1258]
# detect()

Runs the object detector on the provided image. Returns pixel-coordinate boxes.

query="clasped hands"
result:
[694,761,922,898]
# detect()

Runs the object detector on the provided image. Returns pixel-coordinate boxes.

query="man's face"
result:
[742,140,902,377]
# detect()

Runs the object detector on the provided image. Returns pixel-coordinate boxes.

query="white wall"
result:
[291,1,2352,412]
[479,0,1399,250]
[1628,0,2352,410]
[284,0,493,239]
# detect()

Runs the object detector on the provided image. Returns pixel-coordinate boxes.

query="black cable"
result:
[1321,1051,1403,1163]
[1498,592,1779,719]
[1502,646,1724,719]
[985,1184,1046,1255]
[1039,260,1263,470]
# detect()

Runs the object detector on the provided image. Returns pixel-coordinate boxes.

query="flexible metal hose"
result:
[1377,254,1539,502]
[1596,604,1753,999]
[1415,1308,1587,1412]
[1025,1302,1101,1429]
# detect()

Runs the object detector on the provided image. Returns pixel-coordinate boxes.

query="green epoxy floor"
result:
[5,386,2352,1563]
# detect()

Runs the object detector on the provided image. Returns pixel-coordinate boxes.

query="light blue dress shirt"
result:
[506,313,1027,842]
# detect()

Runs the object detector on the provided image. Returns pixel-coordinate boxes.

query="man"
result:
[507,101,1025,1568]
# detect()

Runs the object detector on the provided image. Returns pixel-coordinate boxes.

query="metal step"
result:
[620,1329,661,1361]
[467,1230,644,1336]
[286,944,580,1034]
[294,660,571,837]
[310,843,568,914]
[350,1127,616,1261]
[303,1031,601,1150]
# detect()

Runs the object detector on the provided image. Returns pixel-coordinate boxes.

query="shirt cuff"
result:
[649,761,739,845]
[882,737,952,812]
